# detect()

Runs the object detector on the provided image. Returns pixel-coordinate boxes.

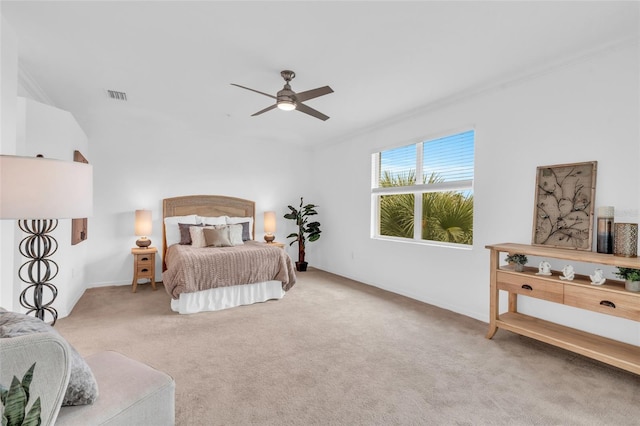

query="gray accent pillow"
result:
[238,221,251,241]
[178,223,202,245]
[0,309,99,406]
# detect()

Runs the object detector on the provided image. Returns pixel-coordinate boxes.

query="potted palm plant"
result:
[615,267,640,292]
[284,197,321,271]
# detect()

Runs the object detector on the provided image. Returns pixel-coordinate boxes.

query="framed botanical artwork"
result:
[531,161,597,251]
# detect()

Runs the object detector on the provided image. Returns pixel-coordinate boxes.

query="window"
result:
[371,130,474,245]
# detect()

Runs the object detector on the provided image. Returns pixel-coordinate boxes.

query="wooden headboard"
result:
[162,195,256,269]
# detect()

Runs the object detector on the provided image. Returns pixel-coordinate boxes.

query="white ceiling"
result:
[2,1,638,147]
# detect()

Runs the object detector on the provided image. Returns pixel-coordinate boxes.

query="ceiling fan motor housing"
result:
[277,86,297,110]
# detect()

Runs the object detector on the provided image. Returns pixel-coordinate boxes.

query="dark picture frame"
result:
[532,161,597,251]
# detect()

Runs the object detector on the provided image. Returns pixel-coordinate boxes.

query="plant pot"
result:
[514,264,525,272]
[296,261,308,272]
[625,279,640,292]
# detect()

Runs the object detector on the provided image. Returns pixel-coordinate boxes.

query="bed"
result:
[161,195,296,314]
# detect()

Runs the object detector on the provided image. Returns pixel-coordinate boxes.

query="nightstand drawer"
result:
[497,271,563,303]
[136,265,153,276]
[564,285,640,321]
[137,255,153,265]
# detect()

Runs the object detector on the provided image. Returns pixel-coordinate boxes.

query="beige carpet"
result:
[56,269,640,425]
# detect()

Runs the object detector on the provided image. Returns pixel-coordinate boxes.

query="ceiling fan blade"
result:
[231,84,276,100]
[296,102,330,121]
[295,86,334,102]
[251,104,277,116]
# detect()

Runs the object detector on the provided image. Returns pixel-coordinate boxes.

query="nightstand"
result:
[266,241,285,249]
[131,247,157,293]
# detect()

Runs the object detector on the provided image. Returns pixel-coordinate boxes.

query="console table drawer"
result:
[565,285,640,321]
[497,271,563,303]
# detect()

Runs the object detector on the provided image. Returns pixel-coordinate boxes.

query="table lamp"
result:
[135,209,152,248]
[0,155,93,325]
[264,211,276,243]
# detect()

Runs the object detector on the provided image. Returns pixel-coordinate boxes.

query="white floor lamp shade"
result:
[0,155,93,324]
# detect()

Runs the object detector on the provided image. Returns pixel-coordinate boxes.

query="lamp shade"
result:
[264,211,276,234]
[135,210,152,236]
[0,155,93,219]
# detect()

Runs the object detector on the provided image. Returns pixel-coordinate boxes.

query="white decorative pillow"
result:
[227,216,253,240]
[164,215,199,247]
[189,225,216,248]
[198,216,228,226]
[216,224,244,246]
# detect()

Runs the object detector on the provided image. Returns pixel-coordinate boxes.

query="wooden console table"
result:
[486,243,640,375]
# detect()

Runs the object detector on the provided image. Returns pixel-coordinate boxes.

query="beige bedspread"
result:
[162,241,297,299]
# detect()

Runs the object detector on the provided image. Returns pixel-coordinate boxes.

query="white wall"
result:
[311,41,640,344]
[83,101,312,288]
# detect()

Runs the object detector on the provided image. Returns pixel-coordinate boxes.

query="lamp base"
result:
[136,237,152,248]
[264,234,275,243]
[18,219,59,325]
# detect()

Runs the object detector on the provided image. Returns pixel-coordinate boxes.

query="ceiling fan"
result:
[231,70,333,121]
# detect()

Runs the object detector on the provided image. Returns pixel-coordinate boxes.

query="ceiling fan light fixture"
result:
[232,70,332,120]
[277,99,296,111]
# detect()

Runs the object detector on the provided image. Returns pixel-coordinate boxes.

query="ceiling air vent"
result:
[106,89,127,101]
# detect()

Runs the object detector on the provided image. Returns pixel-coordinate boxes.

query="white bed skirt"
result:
[170,280,285,314]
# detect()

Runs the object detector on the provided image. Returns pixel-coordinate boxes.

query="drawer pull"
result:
[599,300,616,309]
[141,257,150,261]
[521,284,533,291]
[141,268,149,273]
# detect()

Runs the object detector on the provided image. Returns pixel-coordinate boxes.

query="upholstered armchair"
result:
[0,331,175,425]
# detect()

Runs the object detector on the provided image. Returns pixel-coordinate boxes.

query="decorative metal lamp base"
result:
[264,234,275,243]
[18,219,59,325]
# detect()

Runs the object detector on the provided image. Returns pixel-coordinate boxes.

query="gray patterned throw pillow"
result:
[0,308,99,406]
